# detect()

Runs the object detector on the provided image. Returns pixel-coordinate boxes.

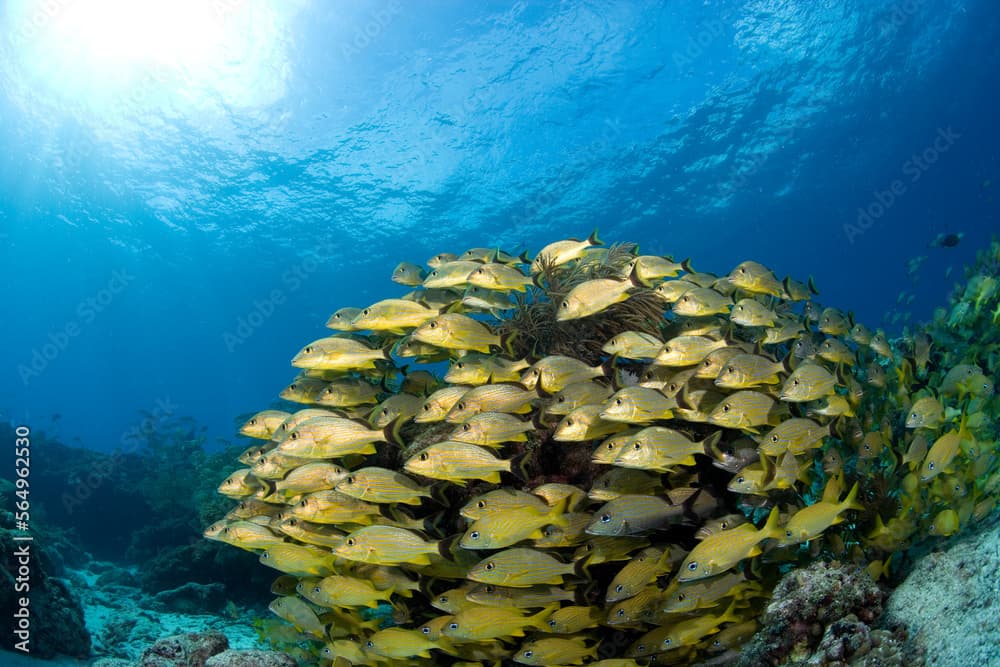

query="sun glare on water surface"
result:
[5,0,294,113]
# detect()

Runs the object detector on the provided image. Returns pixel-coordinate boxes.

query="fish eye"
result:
[524,651,534,658]
[346,476,355,484]
[739,267,746,273]
[249,418,257,425]
[677,593,686,601]
[485,561,495,570]
[723,404,731,412]
[484,585,495,592]
[633,443,641,450]
[615,584,623,592]
[439,595,449,603]
[792,379,800,386]
[449,622,459,630]
[419,452,429,461]
[366,641,374,648]
[256,456,266,465]
[304,346,313,354]
[462,423,471,431]
[785,530,793,538]
[607,442,615,450]
[346,538,355,546]
[566,419,574,426]
[558,395,566,403]
[637,643,646,653]
[669,383,678,392]
[430,270,438,276]
[548,619,557,627]
[928,462,935,470]
[421,626,430,634]
[288,519,297,526]
[601,514,612,523]
[288,383,297,390]
[457,402,466,411]
[429,321,438,328]
[616,609,625,617]
[560,300,569,309]
[322,648,332,656]
[290,432,298,440]
[727,366,735,373]
[261,552,269,559]
[664,346,671,352]
[470,531,480,540]
[720,521,729,529]
[477,500,486,508]
[615,398,623,406]
[687,561,698,571]
[737,476,744,483]
[312,586,320,593]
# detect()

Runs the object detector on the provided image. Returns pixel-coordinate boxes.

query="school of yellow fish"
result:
[207,234,1000,666]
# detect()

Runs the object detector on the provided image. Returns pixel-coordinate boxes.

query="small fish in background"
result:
[906,255,928,281]
[929,232,964,248]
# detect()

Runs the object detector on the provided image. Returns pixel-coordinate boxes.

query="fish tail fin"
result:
[382,417,406,447]
[518,249,532,265]
[258,479,280,502]
[546,494,573,527]
[699,430,724,458]
[429,483,452,508]
[842,481,864,513]
[808,275,819,295]
[588,228,603,247]
[573,555,594,581]
[436,534,460,562]
[500,330,519,357]
[760,505,782,541]
[782,275,795,300]
[702,427,728,462]
[508,451,532,484]
[600,354,620,381]
[680,258,694,273]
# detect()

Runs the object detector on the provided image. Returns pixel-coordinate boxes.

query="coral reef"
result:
[0,511,91,659]
[736,561,922,666]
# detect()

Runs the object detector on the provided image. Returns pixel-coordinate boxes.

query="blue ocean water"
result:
[0,0,996,453]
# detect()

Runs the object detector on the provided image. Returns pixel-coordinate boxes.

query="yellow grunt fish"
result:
[291,336,388,371]
[677,507,782,581]
[413,313,500,353]
[530,230,602,274]
[468,548,578,587]
[334,525,441,566]
[404,441,516,485]
[779,482,863,545]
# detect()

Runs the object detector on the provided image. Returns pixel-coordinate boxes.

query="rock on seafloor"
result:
[138,632,228,667]
[884,511,1000,667]
[84,632,296,667]
[205,649,297,666]
[738,561,924,666]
